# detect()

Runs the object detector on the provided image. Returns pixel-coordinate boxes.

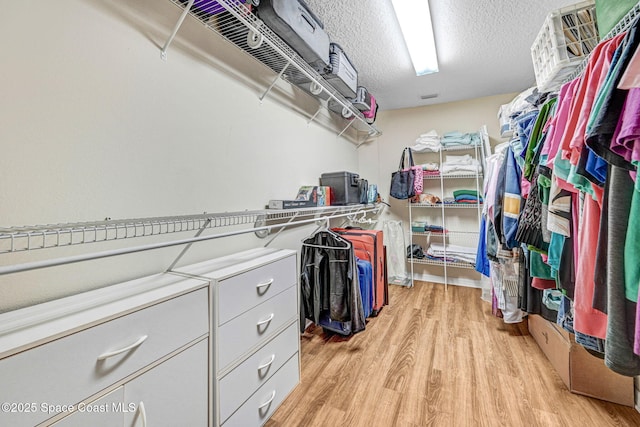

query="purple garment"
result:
[612,89,640,164]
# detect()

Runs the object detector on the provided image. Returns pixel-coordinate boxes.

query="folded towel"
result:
[445,154,474,165]
[453,189,481,198]
[440,164,482,175]
[441,131,481,146]
[412,130,442,152]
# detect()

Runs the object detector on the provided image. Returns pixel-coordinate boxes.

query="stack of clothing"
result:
[411,193,441,204]
[441,131,481,148]
[441,154,482,175]
[425,224,447,234]
[411,130,441,152]
[419,162,440,177]
[426,243,476,264]
[453,189,483,204]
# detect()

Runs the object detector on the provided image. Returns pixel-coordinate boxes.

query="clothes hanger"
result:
[302,218,351,250]
[301,239,351,250]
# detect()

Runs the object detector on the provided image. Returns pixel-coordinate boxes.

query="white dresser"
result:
[171,248,300,427]
[0,273,211,427]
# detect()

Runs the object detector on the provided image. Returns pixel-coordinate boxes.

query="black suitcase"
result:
[257,0,330,74]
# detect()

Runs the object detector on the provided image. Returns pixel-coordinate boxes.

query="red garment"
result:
[531,278,556,290]
[573,195,607,339]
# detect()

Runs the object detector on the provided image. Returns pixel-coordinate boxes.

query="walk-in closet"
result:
[2,0,640,426]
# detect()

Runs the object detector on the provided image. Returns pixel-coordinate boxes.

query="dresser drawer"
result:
[218,286,297,371]
[0,287,209,427]
[222,353,299,427]
[217,255,296,326]
[218,321,299,423]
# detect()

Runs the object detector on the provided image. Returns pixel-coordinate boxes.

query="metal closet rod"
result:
[0,207,378,276]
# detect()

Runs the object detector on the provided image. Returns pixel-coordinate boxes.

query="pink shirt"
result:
[568,34,625,167]
[544,80,578,169]
[573,195,607,339]
[619,43,640,89]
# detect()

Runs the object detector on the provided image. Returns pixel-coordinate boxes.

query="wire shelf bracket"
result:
[161,0,195,61]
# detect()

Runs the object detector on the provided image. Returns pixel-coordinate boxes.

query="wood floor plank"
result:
[266,282,640,426]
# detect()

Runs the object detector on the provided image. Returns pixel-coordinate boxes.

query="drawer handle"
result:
[257,354,276,371]
[136,401,147,427]
[97,335,148,361]
[256,313,274,326]
[258,390,276,410]
[256,278,274,291]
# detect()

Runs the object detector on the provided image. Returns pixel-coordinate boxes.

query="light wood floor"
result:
[266,281,640,427]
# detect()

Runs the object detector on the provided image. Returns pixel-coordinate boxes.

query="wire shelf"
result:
[412,230,479,237]
[441,144,482,152]
[411,144,483,154]
[408,258,476,269]
[166,0,381,139]
[411,203,482,209]
[439,173,483,179]
[0,205,380,255]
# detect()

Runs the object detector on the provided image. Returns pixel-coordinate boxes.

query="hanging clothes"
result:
[300,230,365,334]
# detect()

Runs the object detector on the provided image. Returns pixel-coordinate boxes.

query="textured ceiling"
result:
[304,0,583,110]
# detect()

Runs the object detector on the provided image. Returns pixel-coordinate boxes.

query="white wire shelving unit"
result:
[162,0,381,144]
[407,126,488,289]
[0,204,382,276]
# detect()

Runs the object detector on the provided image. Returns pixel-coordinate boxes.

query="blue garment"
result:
[502,148,522,249]
[547,232,565,279]
[585,147,608,184]
[475,215,491,277]
[557,295,605,353]
[513,110,539,162]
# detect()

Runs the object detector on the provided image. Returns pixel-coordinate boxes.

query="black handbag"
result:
[390,148,416,200]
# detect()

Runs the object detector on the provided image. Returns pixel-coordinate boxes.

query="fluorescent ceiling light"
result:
[391,0,439,76]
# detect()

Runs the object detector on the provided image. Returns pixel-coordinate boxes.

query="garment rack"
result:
[0,205,381,276]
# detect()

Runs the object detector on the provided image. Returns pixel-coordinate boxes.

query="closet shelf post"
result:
[259,58,292,102]
[165,217,212,272]
[161,0,195,61]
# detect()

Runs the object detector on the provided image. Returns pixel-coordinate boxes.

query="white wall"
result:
[0,0,361,312]
[359,93,520,286]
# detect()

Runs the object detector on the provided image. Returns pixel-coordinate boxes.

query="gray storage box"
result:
[350,86,371,112]
[320,171,361,205]
[297,43,358,100]
[257,0,331,74]
[324,43,357,98]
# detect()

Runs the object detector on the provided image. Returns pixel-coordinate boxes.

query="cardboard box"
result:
[528,314,635,406]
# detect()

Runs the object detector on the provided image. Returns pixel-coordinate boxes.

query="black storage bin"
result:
[320,171,360,205]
